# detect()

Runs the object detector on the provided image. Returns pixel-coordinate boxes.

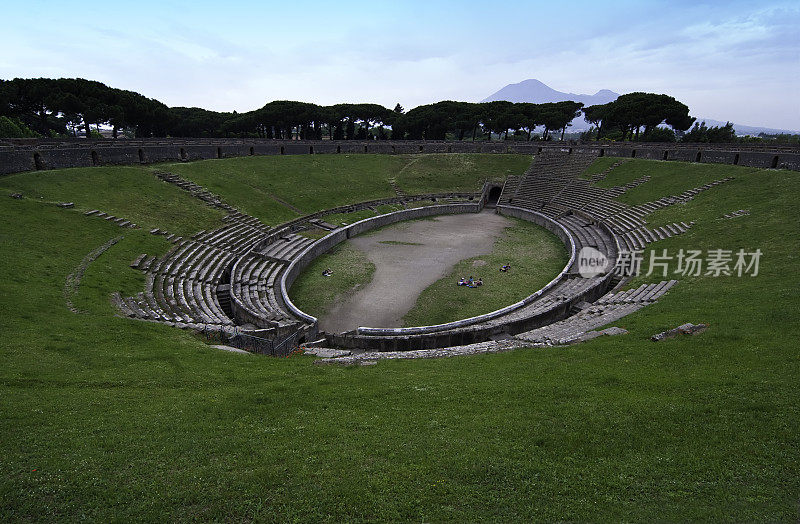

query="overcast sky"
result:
[3,0,799,130]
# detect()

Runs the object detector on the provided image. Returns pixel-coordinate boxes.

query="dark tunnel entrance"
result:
[486,186,502,207]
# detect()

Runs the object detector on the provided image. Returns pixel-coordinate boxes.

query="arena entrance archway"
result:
[486,186,502,207]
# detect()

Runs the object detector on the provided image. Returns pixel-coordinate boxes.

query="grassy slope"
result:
[592,159,758,201]
[394,153,531,194]
[0,166,224,237]
[163,154,531,226]
[403,217,568,326]
[579,156,622,179]
[0,156,798,521]
[289,243,376,319]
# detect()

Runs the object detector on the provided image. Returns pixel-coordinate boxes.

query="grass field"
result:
[402,217,568,326]
[0,165,224,236]
[289,243,376,319]
[1,155,798,521]
[162,153,531,225]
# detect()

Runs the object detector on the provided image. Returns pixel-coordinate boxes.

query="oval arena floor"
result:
[319,210,514,332]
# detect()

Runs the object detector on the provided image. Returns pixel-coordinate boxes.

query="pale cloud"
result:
[2,0,798,129]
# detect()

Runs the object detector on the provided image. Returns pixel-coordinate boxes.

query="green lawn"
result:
[162,154,531,226]
[0,165,224,236]
[594,159,763,205]
[393,153,531,194]
[579,156,623,179]
[322,208,378,227]
[289,243,376,319]
[402,217,568,326]
[0,155,798,521]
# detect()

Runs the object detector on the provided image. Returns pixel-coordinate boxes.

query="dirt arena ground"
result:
[319,210,513,332]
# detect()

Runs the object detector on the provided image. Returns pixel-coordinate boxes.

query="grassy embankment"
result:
[163,153,530,224]
[0,156,798,521]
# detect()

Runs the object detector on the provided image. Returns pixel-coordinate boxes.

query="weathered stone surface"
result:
[130,253,147,268]
[720,209,750,220]
[211,344,251,355]
[313,339,526,365]
[575,330,604,343]
[303,347,351,358]
[651,323,708,341]
[573,326,628,343]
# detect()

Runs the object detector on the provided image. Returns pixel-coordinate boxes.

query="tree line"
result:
[0,77,719,142]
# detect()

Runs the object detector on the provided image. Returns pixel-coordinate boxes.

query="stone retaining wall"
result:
[294,204,615,351]
[3,139,799,175]
[254,192,481,250]
[356,206,577,337]
[278,202,483,341]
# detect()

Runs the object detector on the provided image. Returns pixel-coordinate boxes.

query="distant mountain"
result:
[690,118,799,137]
[480,79,800,135]
[481,79,619,107]
[480,79,617,131]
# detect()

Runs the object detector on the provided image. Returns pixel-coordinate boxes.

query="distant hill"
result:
[480,79,799,135]
[480,79,616,131]
[689,118,799,137]
[481,79,619,107]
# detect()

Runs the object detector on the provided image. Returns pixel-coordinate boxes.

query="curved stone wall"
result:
[275,200,622,352]
[278,202,484,340]
[2,138,799,175]
[356,207,577,336]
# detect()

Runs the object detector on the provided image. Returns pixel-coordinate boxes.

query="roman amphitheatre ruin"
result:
[3,135,800,520]
[3,138,797,362]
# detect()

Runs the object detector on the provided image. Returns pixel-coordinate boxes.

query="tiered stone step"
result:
[84,209,139,228]
[557,215,617,260]
[497,175,520,204]
[550,179,607,210]
[719,209,750,220]
[514,280,678,345]
[231,254,296,325]
[117,196,272,328]
[595,279,678,305]
[257,234,316,262]
[195,222,268,254]
[487,276,605,327]
[589,159,629,183]
[616,222,695,252]
[605,175,651,198]
[154,171,228,208]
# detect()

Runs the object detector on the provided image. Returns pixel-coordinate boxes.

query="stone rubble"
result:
[651,323,708,341]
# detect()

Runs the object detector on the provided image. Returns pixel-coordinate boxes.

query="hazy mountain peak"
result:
[593,89,617,97]
[480,79,799,135]
[481,79,620,106]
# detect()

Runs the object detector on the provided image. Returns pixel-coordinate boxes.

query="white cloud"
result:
[2,0,798,129]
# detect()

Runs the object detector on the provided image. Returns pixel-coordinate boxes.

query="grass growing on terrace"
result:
[592,159,763,205]
[0,165,224,236]
[161,153,531,226]
[402,217,568,326]
[0,156,798,521]
[393,153,531,194]
[578,156,623,179]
